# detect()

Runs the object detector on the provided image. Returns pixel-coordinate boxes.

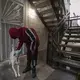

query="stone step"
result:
[62,39,80,43]
[66,30,80,34]
[59,50,80,57]
[64,35,80,38]
[68,27,80,30]
[60,44,80,48]
[35,0,51,8]
[53,57,80,68]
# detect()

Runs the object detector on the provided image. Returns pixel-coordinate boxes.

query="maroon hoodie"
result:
[9,27,40,50]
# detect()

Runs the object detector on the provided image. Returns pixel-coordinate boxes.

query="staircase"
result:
[53,17,80,74]
[28,0,65,31]
[28,0,80,74]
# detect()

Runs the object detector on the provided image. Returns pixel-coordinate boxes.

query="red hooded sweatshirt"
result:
[9,27,40,50]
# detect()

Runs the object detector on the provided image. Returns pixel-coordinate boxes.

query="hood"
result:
[9,27,19,39]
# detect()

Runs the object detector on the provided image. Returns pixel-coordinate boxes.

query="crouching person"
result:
[9,27,40,78]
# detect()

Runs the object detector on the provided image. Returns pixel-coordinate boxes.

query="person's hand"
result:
[14,49,21,56]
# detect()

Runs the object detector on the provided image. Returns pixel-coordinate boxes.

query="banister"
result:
[53,12,70,36]
[52,12,70,52]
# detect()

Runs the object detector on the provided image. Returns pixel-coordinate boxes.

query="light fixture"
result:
[28,8,36,18]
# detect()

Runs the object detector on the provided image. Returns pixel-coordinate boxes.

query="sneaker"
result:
[22,66,31,73]
[32,67,36,78]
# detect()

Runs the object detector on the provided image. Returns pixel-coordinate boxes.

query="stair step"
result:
[45,18,57,22]
[40,8,53,15]
[62,39,80,43]
[33,0,46,6]
[59,50,80,57]
[43,15,55,19]
[47,23,57,26]
[60,44,80,48]
[58,66,77,74]
[68,27,80,30]
[53,57,80,68]
[38,5,52,13]
[64,35,80,38]
[66,31,80,34]
[35,0,51,8]
[43,13,53,17]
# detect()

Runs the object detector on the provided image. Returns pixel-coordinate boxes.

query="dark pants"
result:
[26,43,38,67]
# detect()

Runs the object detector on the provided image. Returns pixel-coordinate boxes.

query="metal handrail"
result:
[57,12,70,27]
[53,12,70,36]
[70,15,80,18]
[52,12,70,51]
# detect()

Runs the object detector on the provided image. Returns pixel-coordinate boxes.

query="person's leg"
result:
[31,45,38,78]
[23,45,32,73]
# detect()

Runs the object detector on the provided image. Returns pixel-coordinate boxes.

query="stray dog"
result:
[9,45,21,77]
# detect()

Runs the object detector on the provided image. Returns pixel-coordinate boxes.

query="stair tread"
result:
[59,50,80,57]
[64,35,80,38]
[40,8,53,15]
[60,44,80,48]
[53,57,80,68]
[66,31,80,34]
[62,39,80,43]
[34,0,46,6]
[35,0,51,8]
[43,15,55,19]
[68,27,80,30]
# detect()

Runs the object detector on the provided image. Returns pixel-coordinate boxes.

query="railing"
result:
[52,12,70,52]
[47,12,70,65]
[68,16,80,27]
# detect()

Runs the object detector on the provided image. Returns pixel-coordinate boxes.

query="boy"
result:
[9,27,39,78]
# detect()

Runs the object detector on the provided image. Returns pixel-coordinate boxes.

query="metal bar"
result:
[5,17,22,21]
[2,21,21,26]
[53,12,70,35]
[9,0,23,6]
[5,11,20,20]
[3,2,14,17]
[2,0,9,16]
[3,5,20,18]
[69,18,80,21]
[4,24,7,59]
[8,25,11,55]
[7,21,21,23]
[70,16,80,18]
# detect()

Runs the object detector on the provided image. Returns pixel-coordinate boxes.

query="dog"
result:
[9,45,21,77]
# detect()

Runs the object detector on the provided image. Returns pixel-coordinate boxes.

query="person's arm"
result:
[14,40,23,56]
[16,40,23,50]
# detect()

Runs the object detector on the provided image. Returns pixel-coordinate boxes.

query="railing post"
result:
[0,0,3,61]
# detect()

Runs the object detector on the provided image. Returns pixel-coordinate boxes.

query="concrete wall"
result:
[23,0,48,63]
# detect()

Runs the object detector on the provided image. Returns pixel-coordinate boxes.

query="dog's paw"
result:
[15,74,18,77]
[18,73,20,77]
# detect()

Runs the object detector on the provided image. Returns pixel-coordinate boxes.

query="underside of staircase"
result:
[28,0,65,31]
